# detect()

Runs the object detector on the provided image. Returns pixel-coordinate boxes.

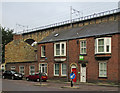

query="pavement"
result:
[33,79,119,90]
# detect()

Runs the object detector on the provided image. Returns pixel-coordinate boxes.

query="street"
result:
[1,78,119,92]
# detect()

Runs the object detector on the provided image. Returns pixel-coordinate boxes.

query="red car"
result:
[26,72,48,82]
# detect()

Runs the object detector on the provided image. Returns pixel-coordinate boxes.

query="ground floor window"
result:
[54,64,59,76]
[11,66,16,70]
[99,62,107,77]
[39,63,47,74]
[29,65,35,75]
[19,66,25,75]
[61,63,67,76]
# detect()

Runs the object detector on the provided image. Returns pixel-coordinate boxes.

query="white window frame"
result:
[99,62,107,77]
[19,66,25,75]
[39,63,47,75]
[80,40,87,54]
[41,45,45,57]
[54,64,59,76]
[11,66,16,70]
[95,37,111,54]
[61,63,67,76]
[29,65,35,75]
[54,42,66,56]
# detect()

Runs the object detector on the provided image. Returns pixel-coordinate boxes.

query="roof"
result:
[38,21,119,44]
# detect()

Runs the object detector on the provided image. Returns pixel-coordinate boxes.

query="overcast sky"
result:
[1,0,120,33]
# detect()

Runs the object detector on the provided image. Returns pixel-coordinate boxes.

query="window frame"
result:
[99,62,107,77]
[54,42,66,56]
[41,45,46,57]
[61,63,67,76]
[54,64,59,76]
[11,66,16,70]
[39,63,47,75]
[95,37,111,54]
[80,40,87,54]
[19,66,25,75]
[29,65,35,75]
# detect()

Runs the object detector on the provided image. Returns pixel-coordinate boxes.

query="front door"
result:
[72,68,77,82]
[80,64,86,82]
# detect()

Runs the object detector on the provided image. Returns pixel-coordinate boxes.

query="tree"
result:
[0,26,14,63]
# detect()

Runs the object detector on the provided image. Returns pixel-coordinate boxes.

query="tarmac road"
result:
[1,78,119,93]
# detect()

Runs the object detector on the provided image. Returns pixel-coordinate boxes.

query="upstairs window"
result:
[80,40,87,54]
[41,46,45,57]
[54,42,66,56]
[95,37,111,54]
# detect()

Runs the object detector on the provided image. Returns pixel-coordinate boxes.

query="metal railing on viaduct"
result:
[16,8,120,35]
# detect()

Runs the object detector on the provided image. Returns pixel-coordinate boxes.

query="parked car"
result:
[26,72,48,82]
[2,70,23,80]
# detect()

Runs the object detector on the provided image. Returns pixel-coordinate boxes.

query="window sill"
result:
[61,75,67,77]
[80,54,87,56]
[95,53,111,55]
[98,77,107,79]
[54,75,59,77]
[41,56,46,58]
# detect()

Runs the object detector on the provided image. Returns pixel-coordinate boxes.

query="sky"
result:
[1,0,120,33]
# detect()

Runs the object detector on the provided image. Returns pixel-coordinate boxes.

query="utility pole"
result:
[16,23,28,34]
[70,6,72,28]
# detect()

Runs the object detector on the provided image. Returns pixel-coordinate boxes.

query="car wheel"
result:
[36,78,40,82]
[26,78,29,81]
[11,76,14,80]
[2,76,5,79]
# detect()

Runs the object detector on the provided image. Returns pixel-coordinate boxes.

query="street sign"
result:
[79,55,84,61]
[70,72,75,79]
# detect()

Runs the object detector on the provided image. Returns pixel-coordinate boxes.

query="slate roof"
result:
[38,21,119,44]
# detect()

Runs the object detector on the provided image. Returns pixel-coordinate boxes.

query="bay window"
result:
[95,37,111,54]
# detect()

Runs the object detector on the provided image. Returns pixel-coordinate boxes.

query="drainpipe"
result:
[67,40,69,82]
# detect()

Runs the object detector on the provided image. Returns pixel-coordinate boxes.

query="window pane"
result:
[61,44,64,55]
[62,64,66,75]
[98,46,104,52]
[106,45,109,52]
[84,41,86,47]
[81,42,84,47]
[98,39,104,45]
[55,64,59,75]
[56,44,60,55]
[41,46,45,57]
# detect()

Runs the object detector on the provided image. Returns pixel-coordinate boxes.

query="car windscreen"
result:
[11,71,18,74]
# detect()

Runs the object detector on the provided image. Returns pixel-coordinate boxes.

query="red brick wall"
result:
[6,62,38,76]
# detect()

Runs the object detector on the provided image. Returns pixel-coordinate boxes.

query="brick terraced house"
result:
[5,8,120,83]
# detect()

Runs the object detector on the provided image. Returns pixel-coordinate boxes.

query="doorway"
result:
[71,65,77,82]
[80,63,86,82]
